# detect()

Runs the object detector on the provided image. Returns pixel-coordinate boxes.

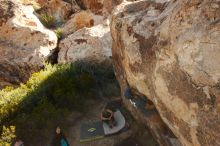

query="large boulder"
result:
[111,0,220,146]
[58,23,111,63]
[0,0,57,88]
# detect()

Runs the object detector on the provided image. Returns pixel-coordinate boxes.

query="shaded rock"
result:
[58,24,111,63]
[0,0,57,88]
[111,0,220,146]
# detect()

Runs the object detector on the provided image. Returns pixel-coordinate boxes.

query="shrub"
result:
[54,28,63,39]
[0,61,120,144]
[39,13,56,28]
[0,126,16,146]
[0,61,120,121]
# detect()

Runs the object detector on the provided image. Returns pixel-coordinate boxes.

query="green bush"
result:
[39,13,56,28]
[54,28,63,39]
[0,126,16,146]
[0,61,120,144]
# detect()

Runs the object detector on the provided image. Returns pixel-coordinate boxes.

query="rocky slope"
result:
[57,0,123,64]
[0,0,121,88]
[111,0,220,146]
[0,0,57,88]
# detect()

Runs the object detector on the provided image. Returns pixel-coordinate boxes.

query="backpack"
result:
[60,138,68,146]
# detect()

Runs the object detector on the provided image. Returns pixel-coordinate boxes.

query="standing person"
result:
[51,126,70,146]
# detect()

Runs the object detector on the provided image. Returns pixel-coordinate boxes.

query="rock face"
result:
[58,23,111,63]
[111,0,220,146]
[0,0,57,88]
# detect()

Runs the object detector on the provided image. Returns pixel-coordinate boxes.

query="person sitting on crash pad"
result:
[101,107,116,128]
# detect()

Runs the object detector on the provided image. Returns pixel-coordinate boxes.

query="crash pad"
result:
[103,110,126,135]
[80,121,105,142]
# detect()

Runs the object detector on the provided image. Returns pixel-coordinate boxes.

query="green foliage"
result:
[0,61,120,144]
[39,13,56,28]
[54,28,63,39]
[0,126,16,146]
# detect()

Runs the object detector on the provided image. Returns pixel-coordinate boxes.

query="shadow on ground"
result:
[0,60,121,145]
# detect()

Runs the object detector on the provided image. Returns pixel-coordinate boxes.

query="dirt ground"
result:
[52,98,159,146]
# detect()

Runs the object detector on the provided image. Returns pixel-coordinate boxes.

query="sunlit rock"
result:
[35,0,73,24]
[61,10,104,37]
[78,0,122,15]
[0,0,57,88]
[58,23,111,63]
